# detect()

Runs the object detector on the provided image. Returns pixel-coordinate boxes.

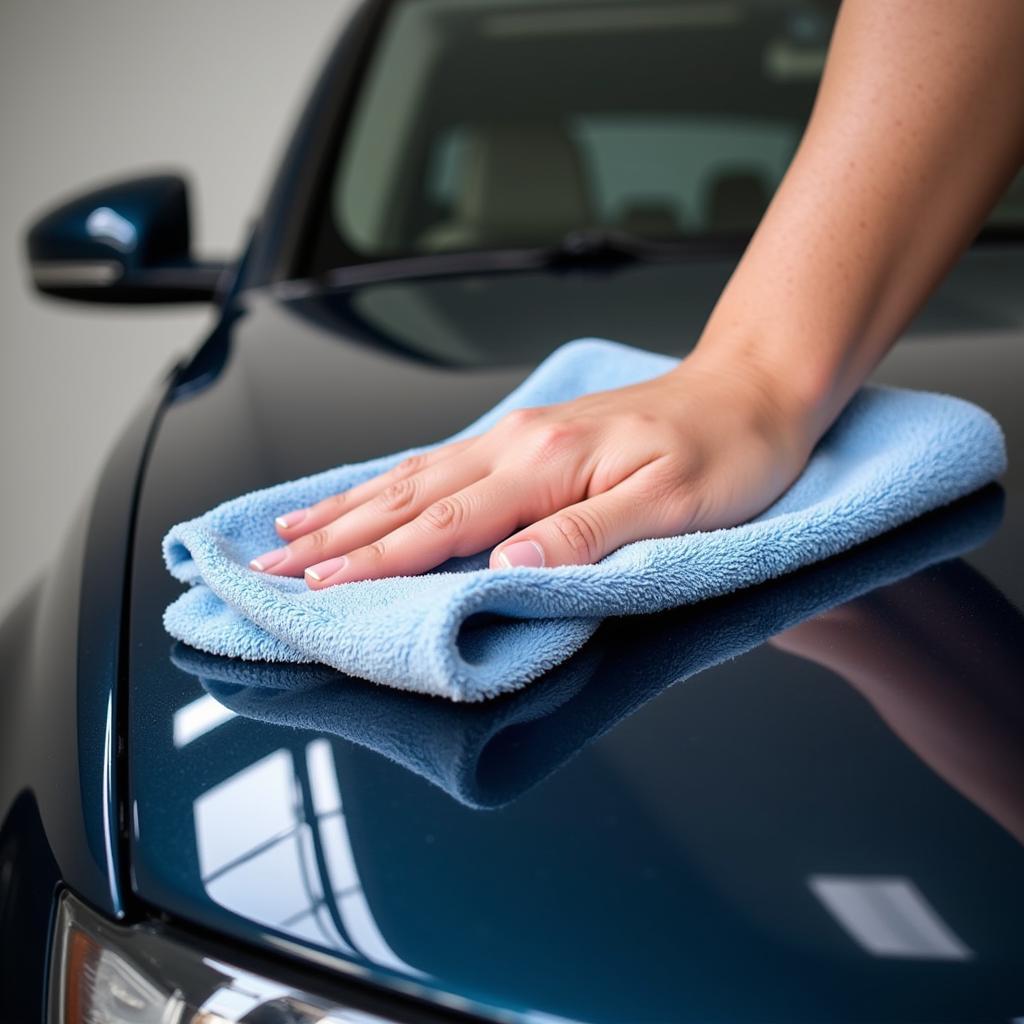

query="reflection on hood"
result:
[172,487,1002,810]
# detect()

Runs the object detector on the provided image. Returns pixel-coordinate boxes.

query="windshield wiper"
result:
[544,228,730,266]
[313,229,742,293]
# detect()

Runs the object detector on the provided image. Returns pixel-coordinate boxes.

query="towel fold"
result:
[171,487,1004,808]
[163,338,1007,701]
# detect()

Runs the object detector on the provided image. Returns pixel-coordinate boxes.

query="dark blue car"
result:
[4,1,1024,1021]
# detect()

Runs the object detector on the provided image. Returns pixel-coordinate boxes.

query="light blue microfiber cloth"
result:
[163,338,1007,702]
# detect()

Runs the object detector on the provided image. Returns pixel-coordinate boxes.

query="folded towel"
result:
[171,487,1004,808]
[163,338,1007,701]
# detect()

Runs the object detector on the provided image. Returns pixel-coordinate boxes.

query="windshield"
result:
[312,0,1024,270]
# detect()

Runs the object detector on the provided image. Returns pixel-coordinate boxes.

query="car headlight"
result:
[48,890,401,1024]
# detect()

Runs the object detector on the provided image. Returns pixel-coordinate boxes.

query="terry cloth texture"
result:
[171,488,1004,808]
[163,338,1007,702]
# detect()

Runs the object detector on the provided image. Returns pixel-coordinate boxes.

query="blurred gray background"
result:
[0,2,355,616]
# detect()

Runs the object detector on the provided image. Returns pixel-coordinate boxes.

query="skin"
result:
[251,0,1024,588]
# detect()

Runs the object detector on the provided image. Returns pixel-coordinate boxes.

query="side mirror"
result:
[26,173,229,303]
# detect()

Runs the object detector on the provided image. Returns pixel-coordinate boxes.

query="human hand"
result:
[250,355,816,588]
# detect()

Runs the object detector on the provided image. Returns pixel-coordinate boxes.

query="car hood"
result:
[126,256,1024,1022]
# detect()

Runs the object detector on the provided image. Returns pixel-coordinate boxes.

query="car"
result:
[3,0,1024,1021]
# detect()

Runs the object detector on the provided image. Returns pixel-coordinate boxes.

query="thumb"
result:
[490,481,662,569]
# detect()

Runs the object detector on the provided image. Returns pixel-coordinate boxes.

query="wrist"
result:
[679,331,835,451]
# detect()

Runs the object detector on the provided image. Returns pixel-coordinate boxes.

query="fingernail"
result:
[497,540,545,568]
[276,509,308,529]
[305,556,348,583]
[250,548,287,571]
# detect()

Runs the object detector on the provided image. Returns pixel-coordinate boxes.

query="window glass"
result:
[323,0,1022,266]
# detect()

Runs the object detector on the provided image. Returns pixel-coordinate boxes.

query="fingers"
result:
[303,471,526,587]
[304,461,689,587]
[490,462,687,570]
[251,444,488,577]
[270,439,477,543]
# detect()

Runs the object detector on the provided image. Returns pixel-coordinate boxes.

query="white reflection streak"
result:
[306,739,426,977]
[174,693,237,748]
[85,206,137,252]
[809,875,973,960]
[307,737,343,815]
[102,694,118,909]
[194,750,299,878]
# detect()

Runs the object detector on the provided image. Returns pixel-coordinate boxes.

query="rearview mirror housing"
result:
[26,173,228,303]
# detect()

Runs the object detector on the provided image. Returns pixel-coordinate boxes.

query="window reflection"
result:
[306,739,422,974]
[173,692,237,748]
[809,876,972,960]
[192,742,423,975]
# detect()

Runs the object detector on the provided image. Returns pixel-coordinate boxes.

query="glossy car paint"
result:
[123,250,1024,1022]
[2,0,1023,1019]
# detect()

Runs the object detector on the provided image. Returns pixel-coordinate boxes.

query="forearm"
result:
[689,0,1024,440]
